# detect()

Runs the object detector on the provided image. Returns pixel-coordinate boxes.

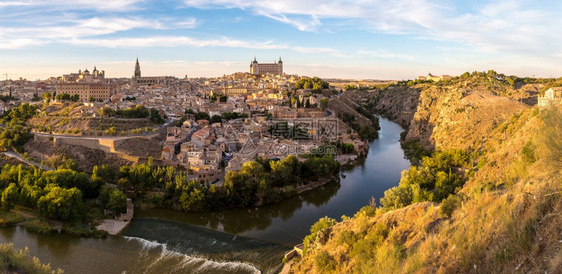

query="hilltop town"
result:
[0,57,373,187]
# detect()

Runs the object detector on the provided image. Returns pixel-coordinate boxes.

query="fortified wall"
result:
[33,134,145,163]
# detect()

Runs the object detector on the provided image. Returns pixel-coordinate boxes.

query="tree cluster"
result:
[295,77,330,92]
[55,93,80,102]
[0,103,37,152]
[380,149,469,210]
[0,163,126,223]
[210,94,228,103]
[210,112,249,124]
[117,154,339,212]
[97,105,166,123]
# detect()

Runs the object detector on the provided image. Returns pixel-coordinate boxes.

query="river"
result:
[0,117,409,273]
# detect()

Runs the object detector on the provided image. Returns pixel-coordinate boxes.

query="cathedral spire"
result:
[134,57,141,78]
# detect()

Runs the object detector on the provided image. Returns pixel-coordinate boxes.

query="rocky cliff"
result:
[406,87,527,150]
[287,76,562,273]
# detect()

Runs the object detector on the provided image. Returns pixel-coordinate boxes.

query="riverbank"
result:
[96,198,134,235]
[295,175,335,194]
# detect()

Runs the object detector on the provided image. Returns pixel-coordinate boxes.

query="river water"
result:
[0,117,409,273]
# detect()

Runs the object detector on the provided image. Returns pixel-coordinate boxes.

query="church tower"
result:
[134,58,141,78]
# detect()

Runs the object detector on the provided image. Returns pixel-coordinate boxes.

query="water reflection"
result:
[0,225,15,241]
[137,177,341,236]
[34,230,73,258]
[300,177,341,207]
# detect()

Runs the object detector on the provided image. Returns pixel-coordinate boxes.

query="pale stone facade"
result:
[56,67,114,101]
[538,87,562,108]
[416,73,452,82]
[250,57,283,76]
[56,82,116,102]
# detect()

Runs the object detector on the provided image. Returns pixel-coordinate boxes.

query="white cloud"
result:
[181,0,562,60]
[176,17,198,28]
[3,0,145,12]
[0,1,32,7]
[0,17,162,42]
[0,38,46,49]
[64,35,347,57]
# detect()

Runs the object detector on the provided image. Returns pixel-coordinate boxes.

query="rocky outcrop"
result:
[406,87,528,150]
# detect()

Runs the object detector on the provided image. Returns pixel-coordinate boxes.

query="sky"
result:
[1,0,561,80]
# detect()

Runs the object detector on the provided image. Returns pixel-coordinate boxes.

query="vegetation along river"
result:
[0,117,410,273]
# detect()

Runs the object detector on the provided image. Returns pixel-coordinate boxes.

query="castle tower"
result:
[134,58,141,78]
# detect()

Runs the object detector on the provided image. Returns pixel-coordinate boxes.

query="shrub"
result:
[314,250,337,271]
[25,219,54,235]
[337,230,359,246]
[63,223,108,238]
[521,140,537,164]
[477,157,488,169]
[0,211,25,226]
[0,243,61,273]
[439,194,463,218]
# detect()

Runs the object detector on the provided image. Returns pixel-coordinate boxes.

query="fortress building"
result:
[250,57,283,76]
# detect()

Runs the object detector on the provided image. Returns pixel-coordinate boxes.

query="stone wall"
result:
[33,134,153,164]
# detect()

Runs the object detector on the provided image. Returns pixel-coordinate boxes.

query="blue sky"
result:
[1,0,561,80]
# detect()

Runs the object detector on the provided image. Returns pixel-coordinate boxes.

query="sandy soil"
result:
[96,219,130,235]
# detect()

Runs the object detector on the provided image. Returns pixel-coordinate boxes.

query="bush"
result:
[0,211,25,226]
[401,139,430,165]
[521,140,537,164]
[337,230,359,246]
[0,243,61,273]
[314,250,337,271]
[25,219,54,235]
[63,222,108,238]
[477,157,488,169]
[439,194,463,218]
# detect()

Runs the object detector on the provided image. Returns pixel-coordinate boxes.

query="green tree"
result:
[380,186,412,210]
[37,186,84,221]
[180,188,206,211]
[320,97,329,111]
[210,115,222,124]
[107,189,127,214]
[97,107,115,117]
[1,183,19,211]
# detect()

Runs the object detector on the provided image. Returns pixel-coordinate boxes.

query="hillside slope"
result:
[287,78,562,273]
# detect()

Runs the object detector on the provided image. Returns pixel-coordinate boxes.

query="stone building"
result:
[132,58,175,86]
[538,87,562,108]
[56,82,116,102]
[56,67,115,101]
[61,67,105,83]
[416,73,452,82]
[250,57,283,76]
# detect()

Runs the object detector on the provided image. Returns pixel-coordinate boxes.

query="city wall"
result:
[33,135,142,163]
